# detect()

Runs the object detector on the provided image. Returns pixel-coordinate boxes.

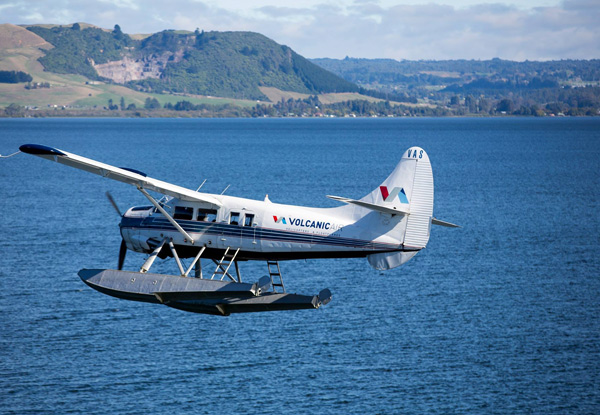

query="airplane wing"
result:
[20,144,223,207]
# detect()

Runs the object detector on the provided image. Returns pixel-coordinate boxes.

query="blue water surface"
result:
[1,117,599,414]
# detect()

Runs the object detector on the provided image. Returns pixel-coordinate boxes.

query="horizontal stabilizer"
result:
[431,217,460,228]
[327,195,409,216]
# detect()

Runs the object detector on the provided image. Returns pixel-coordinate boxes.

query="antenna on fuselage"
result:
[220,184,231,195]
[195,179,207,192]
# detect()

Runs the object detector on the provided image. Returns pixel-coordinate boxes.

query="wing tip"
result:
[19,144,66,157]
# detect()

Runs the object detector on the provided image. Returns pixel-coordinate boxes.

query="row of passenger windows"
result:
[229,212,254,227]
[173,207,218,222]
[172,206,254,226]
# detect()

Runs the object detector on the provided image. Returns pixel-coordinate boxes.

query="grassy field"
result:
[260,86,387,105]
[259,86,432,108]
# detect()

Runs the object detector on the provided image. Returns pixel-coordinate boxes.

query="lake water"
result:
[1,117,599,414]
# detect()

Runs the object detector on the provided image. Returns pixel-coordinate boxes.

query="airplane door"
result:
[218,210,242,249]
[240,211,258,251]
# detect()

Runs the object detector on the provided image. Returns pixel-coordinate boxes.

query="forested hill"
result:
[311,58,600,87]
[311,57,600,115]
[25,25,358,100]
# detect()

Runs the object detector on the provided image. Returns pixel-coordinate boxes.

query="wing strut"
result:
[138,187,195,244]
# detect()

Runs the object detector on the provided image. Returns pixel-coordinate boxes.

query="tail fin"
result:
[365,147,434,270]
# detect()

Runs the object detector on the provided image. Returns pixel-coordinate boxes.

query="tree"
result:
[113,24,124,41]
[174,100,196,111]
[0,70,32,83]
[144,97,161,109]
[479,97,491,113]
[72,23,81,31]
[4,103,24,117]
[464,95,477,113]
[120,97,126,110]
[496,98,514,113]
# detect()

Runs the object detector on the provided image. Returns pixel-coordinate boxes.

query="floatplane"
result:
[17,144,457,316]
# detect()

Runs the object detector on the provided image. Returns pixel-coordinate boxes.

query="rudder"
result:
[402,148,433,248]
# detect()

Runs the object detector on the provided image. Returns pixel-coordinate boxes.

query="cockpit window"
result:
[131,206,153,212]
[244,214,254,227]
[230,212,240,225]
[174,206,193,220]
[197,209,217,222]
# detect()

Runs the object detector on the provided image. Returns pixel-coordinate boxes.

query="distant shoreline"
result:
[1,110,594,119]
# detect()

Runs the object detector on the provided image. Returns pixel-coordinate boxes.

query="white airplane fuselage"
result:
[120,194,410,262]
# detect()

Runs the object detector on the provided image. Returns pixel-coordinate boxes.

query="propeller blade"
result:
[106,191,122,216]
[118,239,127,270]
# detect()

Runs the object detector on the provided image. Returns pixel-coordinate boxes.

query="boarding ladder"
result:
[267,260,285,293]
[211,247,240,282]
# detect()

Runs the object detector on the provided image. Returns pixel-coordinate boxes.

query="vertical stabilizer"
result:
[366,147,434,270]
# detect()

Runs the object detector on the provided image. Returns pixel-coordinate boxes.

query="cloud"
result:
[1,0,598,60]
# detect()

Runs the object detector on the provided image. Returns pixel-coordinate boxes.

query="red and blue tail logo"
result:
[380,186,409,204]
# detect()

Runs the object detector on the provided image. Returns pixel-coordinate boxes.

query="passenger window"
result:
[244,214,254,227]
[230,212,240,225]
[197,208,217,222]
[174,206,193,220]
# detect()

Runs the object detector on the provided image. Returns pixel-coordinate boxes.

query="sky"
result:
[2,0,599,61]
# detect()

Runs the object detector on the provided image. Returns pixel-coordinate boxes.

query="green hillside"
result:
[24,25,358,100]
[26,24,132,80]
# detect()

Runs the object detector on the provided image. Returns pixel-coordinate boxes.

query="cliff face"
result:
[93,55,166,83]
[92,43,187,83]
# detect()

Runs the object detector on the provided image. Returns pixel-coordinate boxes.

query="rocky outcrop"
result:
[92,55,161,83]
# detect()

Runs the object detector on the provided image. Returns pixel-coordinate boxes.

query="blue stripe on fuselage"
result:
[120,216,399,250]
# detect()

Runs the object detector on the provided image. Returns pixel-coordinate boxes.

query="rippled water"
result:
[1,118,599,414]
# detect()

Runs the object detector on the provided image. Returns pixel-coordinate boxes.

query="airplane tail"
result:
[362,147,434,270]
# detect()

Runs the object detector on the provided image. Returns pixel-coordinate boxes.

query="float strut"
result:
[140,237,167,273]
[184,246,206,277]
[137,187,195,244]
[168,240,185,276]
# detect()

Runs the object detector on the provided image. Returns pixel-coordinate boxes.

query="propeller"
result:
[118,239,127,271]
[106,191,127,270]
[106,191,122,216]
